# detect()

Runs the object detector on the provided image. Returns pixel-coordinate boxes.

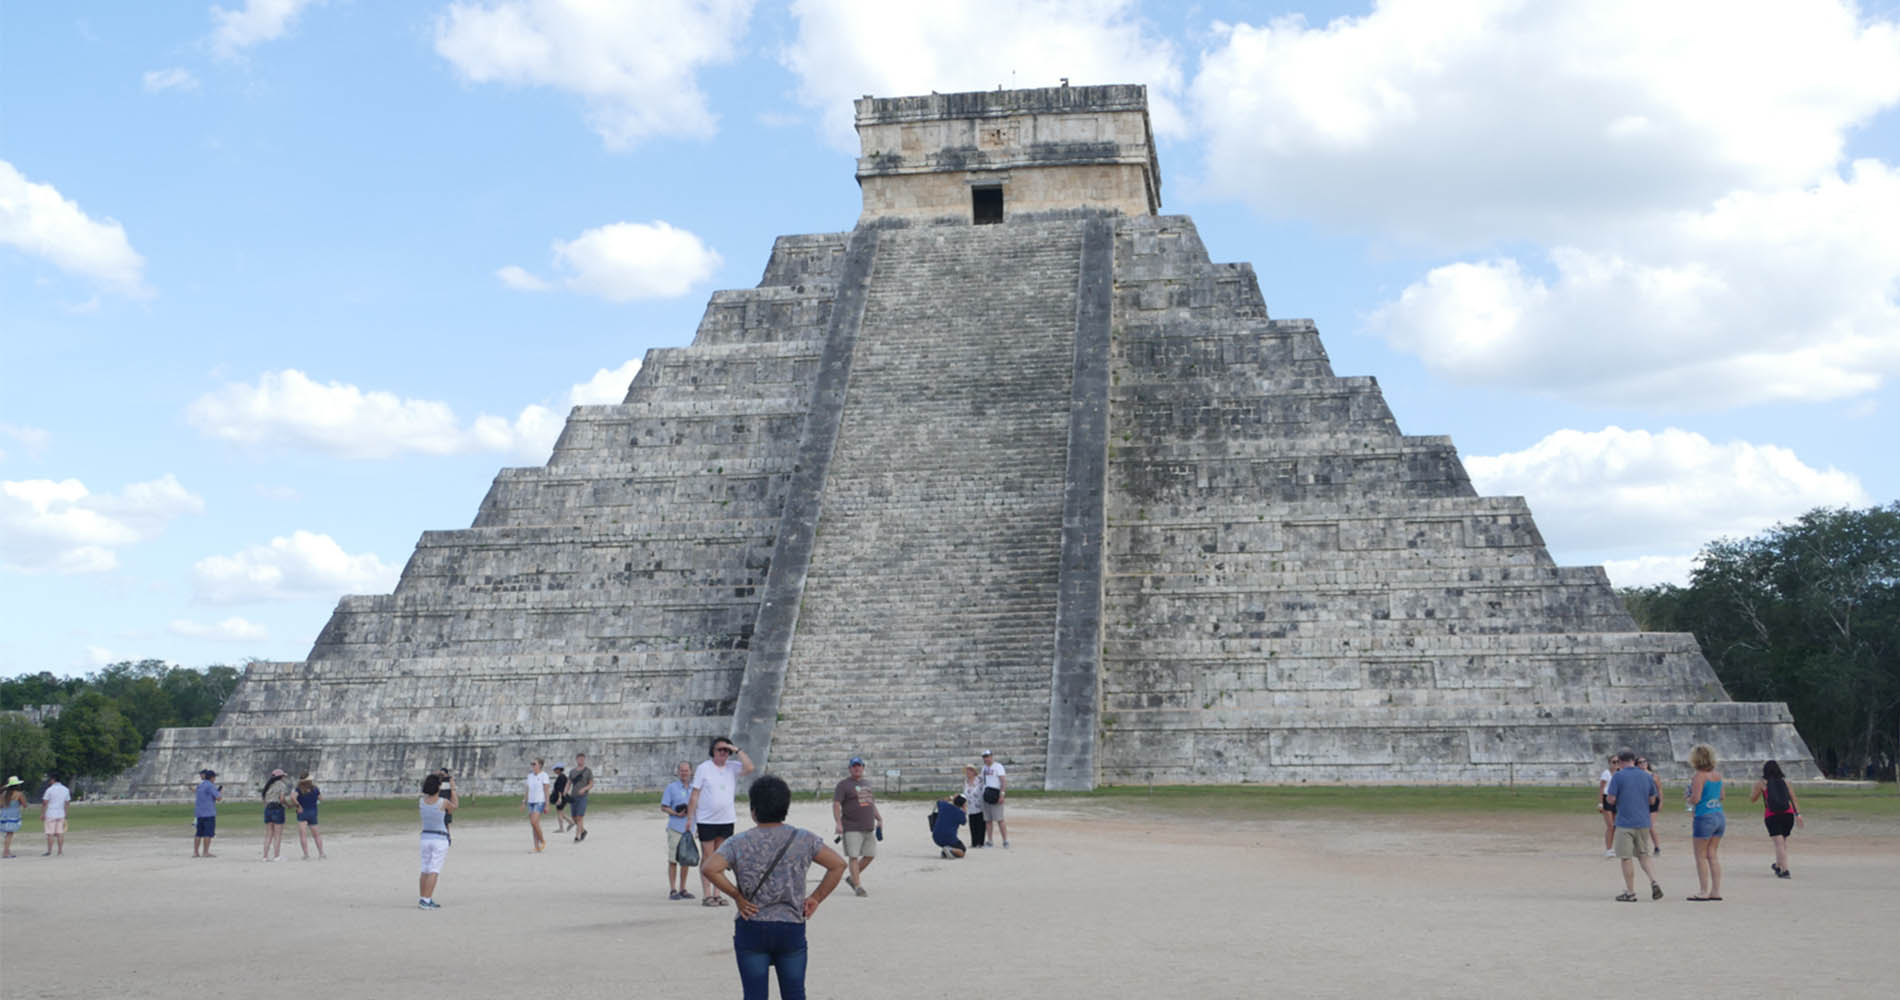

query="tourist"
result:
[661,760,694,899]
[1,775,26,858]
[1603,750,1663,902]
[1684,743,1726,901]
[39,772,70,857]
[932,794,969,858]
[702,774,847,1000]
[523,758,552,852]
[551,765,571,833]
[1636,755,1663,855]
[260,768,291,862]
[688,737,755,906]
[979,750,1008,847]
[294,772,326,860]
[1749,760,1803,878]
[434,768,455,834]
[193,769,222,858]
[961,763,986,848]
[417,770,458,909]
[831,755,883,897]
[567,751,594,843]
[1596,754,1619,858]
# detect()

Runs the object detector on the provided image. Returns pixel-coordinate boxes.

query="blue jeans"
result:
[733,918,807,1000]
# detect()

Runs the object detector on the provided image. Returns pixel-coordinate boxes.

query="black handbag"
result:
[982,786,1000,804]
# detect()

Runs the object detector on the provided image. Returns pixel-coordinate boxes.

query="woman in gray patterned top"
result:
[703,774,847,1000]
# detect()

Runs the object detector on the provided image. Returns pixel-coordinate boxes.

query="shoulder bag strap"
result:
[743,828,799,902]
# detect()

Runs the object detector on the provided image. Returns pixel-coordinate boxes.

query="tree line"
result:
[1620,503,1898,781]
[0,659,241,794]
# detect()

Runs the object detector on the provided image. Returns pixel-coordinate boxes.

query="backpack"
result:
[1763,778,1793,814]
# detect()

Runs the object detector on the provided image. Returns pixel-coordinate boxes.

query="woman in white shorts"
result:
[418,772,457,909]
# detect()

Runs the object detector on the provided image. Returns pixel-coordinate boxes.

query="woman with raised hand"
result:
[703,774,847,1000]
[260,769,292,862]
[1684,743,1725,901]
[294,772,325,860]
[1749,759,1803,878]
[417,771,458,909]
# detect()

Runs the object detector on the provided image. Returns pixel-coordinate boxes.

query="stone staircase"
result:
[764,222,1088,791]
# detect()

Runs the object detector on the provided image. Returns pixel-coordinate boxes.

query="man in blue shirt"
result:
[1604,750,1662,901]
[932,795,968,858]
[661,761,695,900]
[193,769,223,858]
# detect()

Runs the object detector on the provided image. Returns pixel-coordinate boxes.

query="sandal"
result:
[1650,882,1664,900]
[1615,892,1639,902]
[1686,896,1710,901]
[702,897,721,907]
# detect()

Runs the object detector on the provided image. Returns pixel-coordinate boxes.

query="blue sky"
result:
[4,0,1897,677]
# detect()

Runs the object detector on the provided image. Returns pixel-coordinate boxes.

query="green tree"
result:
[46,692,143,786]
[0,713,56,782]
[1620,502,1899,778]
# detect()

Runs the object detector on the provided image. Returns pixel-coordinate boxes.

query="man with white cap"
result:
[979,751,1008,847]
[832,755,883,896]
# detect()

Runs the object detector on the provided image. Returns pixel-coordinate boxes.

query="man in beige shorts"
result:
[832,756,883,897]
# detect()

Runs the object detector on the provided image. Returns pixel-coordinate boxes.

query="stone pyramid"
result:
[124,85,1816,797]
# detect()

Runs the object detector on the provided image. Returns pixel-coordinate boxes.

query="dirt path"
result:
[1,798,1893,998]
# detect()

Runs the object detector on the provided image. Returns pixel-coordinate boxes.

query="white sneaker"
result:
[1603,849,1616,858]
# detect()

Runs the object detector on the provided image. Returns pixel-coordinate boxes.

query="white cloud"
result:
[187,362,644,463]
[1466,427,1870,579]
[566,359,641,406]
[194,530,399,604]
[1369,161,1900,407]
[211,0,320,58]
[0,423,50,462]
[187,369,479,460]
[142,67,200,92]
[0,160,150,297]
[0,474,204,574]
[434,0,753,148]
[85,645,117,667]
[496,264,550,291]
[500,221,721,301]
[783,0,1185,150]
[1190,0,1900,243]
[1601,554,1699,589]
[169,616,269,641]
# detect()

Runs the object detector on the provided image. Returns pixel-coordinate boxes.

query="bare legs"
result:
[700,835,727,900]
[1692,835,1724,898]
[1770,833,1790,873]
[299,821,325,859]
[1619,852,1660,895]
[420,872,439,900]
[1601,809,1615,853]
[2,830,14,857]
[528,808,546,851]
[263,821,284,860]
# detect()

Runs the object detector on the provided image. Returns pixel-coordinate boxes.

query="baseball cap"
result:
[980,749,993,757]
[848,756,865,767]
[201,769,218,778]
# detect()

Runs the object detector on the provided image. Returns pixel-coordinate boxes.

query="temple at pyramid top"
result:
[854,83,1161,223]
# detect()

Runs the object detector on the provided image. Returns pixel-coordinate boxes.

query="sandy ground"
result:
[2,796,1895,999]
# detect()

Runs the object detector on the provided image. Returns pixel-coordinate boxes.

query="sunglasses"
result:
[714,747,733,755]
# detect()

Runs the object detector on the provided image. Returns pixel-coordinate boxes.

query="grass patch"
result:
[62,792,667,835]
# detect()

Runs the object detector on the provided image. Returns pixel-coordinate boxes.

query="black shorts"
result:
[1765,813,1796,838]
[697,822,734,842]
